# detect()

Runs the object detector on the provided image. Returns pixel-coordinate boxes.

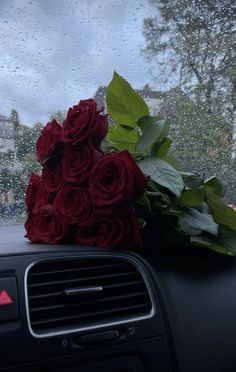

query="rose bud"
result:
[61,99,108,146]
[36,119,63,164]
[25,173,41,212]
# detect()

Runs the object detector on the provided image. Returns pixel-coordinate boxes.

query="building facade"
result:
[0,114,15,153]
[94,86,165,115]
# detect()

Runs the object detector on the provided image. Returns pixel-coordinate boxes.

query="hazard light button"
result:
[0,277,19,322]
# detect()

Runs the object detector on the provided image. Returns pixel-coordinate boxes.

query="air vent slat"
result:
[26,257,154,336]
[28,280,144,302]
[31,303,149,327]
[29,263,124,277]
[28,291,62,300]
[28,271,135,288]
[30,291,147,313]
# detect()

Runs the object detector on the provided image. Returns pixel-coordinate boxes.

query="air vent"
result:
[25,256,154,337]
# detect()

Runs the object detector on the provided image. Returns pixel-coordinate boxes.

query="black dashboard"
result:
[0,225,236,372]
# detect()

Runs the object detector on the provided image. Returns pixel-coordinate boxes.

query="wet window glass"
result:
[0,0,235,224]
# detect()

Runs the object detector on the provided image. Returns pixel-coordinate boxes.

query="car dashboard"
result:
[0,225,236,372]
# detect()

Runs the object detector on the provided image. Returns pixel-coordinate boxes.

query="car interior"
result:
[1,0,236,371]
[1,225,236,372]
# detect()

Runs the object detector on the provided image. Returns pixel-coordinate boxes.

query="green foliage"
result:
[107,124,139,154]
[106,71,149,127]
[154,138,172,160]
[206,188,236,233]
[10,109,20,131]
[143,0,236,115]
[135,116,169,154]
[204,176,226,197]
[0,168,12,193]
[0,110,42,205]
[191,225,236,256]
[16,123,43,162]
[142,1,235,202]
[179,186,205,207]
[179,208,218,237]
[138,157,184,197]
[190,235,232,256]
[104,71,236,256]
[167,98,231,178]
[181,172,204,189]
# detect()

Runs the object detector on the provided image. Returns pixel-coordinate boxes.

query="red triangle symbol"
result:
[0,290,13,305]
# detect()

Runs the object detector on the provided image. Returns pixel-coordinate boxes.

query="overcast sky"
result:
[0,0,158,126]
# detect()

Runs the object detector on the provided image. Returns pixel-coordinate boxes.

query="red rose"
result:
[76,208,141,249]
[24,205,68,244]
[36,119,63,164]
[33,187,56,212]
[54,185,92,225]
[61,99,108,146]
[42,159,63,192]
[62,142,103,184]
[25,173,41,212]
[89,150,147,207]
[25,173,55,212]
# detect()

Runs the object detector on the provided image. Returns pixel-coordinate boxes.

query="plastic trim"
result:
[24,253,156,338]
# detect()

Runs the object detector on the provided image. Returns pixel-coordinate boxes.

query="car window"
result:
[0,0,235,224]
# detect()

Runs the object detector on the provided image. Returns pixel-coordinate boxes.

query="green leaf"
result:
[163,204,184,216]
[138,157,184,196]
[106,123,139,153]
[138,116,169,137]
[167,155,183,171]
[204,176,226,197]
[156,138,172,160]
[135,117,167,154]
[137,217,146,228]
[106,71,149,128]
[181,172,204,189]
[179,186,205,207]
[197,202,211,214]
[217,225,236,255]
[100,138,114,153]
[179,208,218,236]
[150,137,172,159]
[206,189,236,232]
[152,201,168,212]
[106,140,136,154]
[190,225,236,256]
[107,124,139,144]
[146,177,159,192]
[190,235,232,256]
[137,194,152,212]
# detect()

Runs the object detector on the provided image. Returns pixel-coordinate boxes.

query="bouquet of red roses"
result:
[25,72,236,255]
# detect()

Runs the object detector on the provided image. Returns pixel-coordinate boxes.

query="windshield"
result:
[0,0,235,225]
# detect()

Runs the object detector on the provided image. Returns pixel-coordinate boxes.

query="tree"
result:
[0,168,12,193]
[160,89,232,174]
[10,109,20,131]
[142,0,236,202]
[143,0,236,117]
[16,123,43,162]
[50,110,66,124]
